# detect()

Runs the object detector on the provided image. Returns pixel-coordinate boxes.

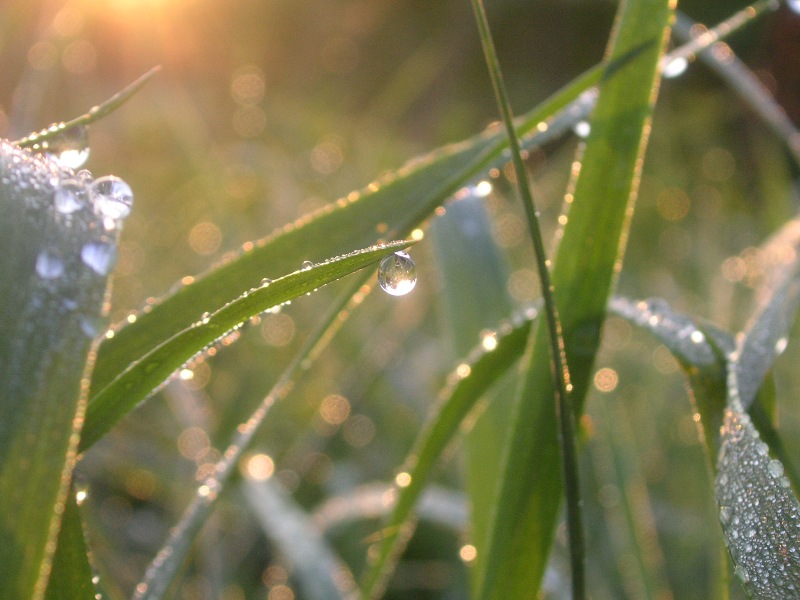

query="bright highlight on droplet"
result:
[243,453,275,481]
[471,180,493,197]
[662,56,689,79]
[573,120,591,138]
[377,251,416,296]
[790,0,800,14]
[394,472,412,487]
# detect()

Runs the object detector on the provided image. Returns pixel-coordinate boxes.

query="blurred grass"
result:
[3,0,800,598]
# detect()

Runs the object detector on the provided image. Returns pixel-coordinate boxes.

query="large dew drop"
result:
[378,251,416,296]
[46,125,90,169]
[35,250,65,279]
[90,175,134,222]
[54,180,87,214]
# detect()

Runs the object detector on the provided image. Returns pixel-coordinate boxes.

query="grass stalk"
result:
[468,1,585,598]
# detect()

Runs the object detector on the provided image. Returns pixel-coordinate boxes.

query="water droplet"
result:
[769,459,785,478]
[775,337,789,355]
[81,241,117,275]
[573,120,591,138]
[470,180,493,197]
[46,125,90,169]
[301,260,314,270]
[90,175,134,221]
[720,505,734,525]
[690,330,706,344]
[53,180,86,214]
[35,250,64,279]
[663,56,689,79]
[377,251,416,296]
[789,0,800,15]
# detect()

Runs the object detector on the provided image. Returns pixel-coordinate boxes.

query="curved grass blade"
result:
[359,310,533,599]
[716,362,800,596]
[476,0,674,597]
[80,241,410,452]
[86,58,615,414]
[134,274,371,600]
[0,143,122,599]
[243,478,357,600]
[735,218,800,409]
[14,67,161,150]
[45,491,105,600]
[314,484,467,534]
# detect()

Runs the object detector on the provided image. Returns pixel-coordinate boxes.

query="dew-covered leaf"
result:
[243,478,357,600]
[736,218,800,409]
[358,310,533,599]
[716,364,800,597]
[0,142,124,598]
[80,241,411,451]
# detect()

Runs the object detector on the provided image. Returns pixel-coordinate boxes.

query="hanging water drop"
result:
[46,125,90,169]
[36,250,64,279]
[81,241,117,275]
[301,260,314,270]
[90,175,134,222]
[378,251,416,296]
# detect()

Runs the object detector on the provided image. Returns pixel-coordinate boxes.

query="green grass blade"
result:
[428,195,516,584]
[80,240,410,452]
[735,219,800,409]
[358,311,533,599]
[45,492,101,600]
[476,0,674,596]
[0,143,122,600]
[86,59,609,406]
[14,67,161,150]
[243,478,357,600]
[717,363,800,596]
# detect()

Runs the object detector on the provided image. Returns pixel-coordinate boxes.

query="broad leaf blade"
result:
[80,241,411,451]
[0,143,121,599]
[717,365,800,596]
[477,0,674,596]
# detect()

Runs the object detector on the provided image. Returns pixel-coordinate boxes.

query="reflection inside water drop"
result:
[378,251,416,296]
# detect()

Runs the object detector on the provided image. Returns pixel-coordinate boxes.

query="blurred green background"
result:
[4,0,800,598]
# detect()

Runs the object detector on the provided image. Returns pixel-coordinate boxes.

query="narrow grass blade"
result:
[476,0,674,596]
[358,311,534,599]
[243,478,357,600]
[313,484,467,533]
[735,219,800,409]
[716,363,800,596]
[86,58,614,410]
[45,491,101,600]
[0,143,122,599]
[80,240,410,452]
[672,8,800,167]
[14,67,161,150]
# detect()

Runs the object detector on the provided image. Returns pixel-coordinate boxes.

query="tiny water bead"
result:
[90,175,134,221]
[377,251,416,296]
[35,250,65,279]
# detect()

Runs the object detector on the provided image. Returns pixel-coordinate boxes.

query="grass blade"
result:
[86,58,612,416]
[358,310,533,599]
[0,143,122,599]
[80,241,411,451]
[243,478,357,600]
[735,218,800,409]
[717,362,800,596]
[476,0,674,596]
[45,491,102,600]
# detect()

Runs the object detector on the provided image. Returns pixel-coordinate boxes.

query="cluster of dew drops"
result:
[19,124,134,318]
